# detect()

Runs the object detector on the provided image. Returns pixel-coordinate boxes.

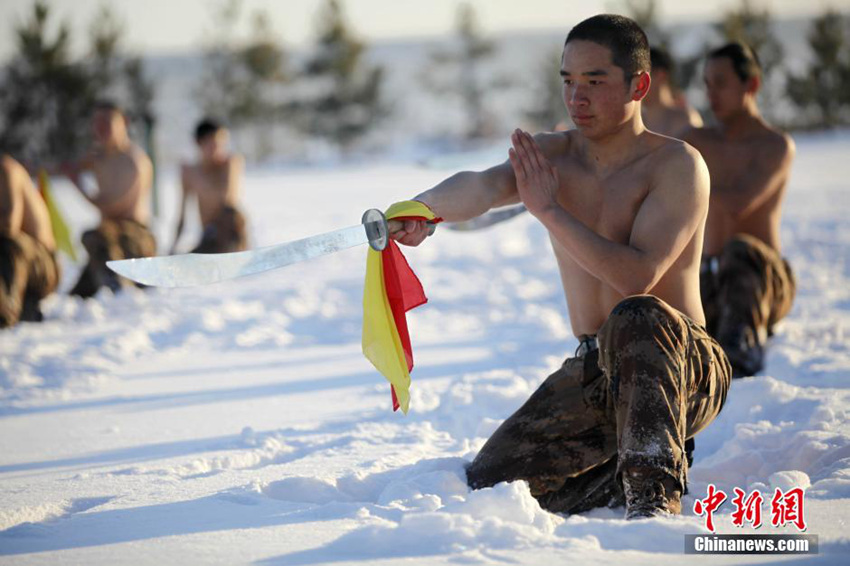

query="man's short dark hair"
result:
[708,41,762,83]
[194,118,223,143]
[650,46,674,74]
[93,99,124,116]
[565,14,650,81]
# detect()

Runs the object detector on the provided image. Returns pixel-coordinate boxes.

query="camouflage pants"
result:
[192,206,248,255]
[0,233,59,327]
[466,295,731,514]
[701,233,796,344]
[71,219,157,298]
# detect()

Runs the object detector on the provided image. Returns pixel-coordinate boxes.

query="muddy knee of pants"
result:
[598,294,689,491]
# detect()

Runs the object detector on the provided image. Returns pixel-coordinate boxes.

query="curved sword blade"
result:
[107,223,371,288]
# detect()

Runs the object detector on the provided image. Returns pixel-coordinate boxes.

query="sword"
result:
[443,204,527,232]
[107,209,427,288]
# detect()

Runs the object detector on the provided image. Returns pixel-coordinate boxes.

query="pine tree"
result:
[0,2,155,164]
[236,10,287,159]
[293,0,385,147]
[622,0,670,47]
[88,4,155,137]
[196,1,288,159]
[717,0,785,118]
[423,2,496,140]
[89,3,124,95]
[525,46,566,131]
[0,1,94,164]
[197,0,245,124]
[786,10,850,128]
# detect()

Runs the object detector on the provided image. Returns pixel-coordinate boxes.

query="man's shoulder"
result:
[0,155,19,182]
[645,134,709,195]
[680,125,720,146]
[645,131,703,166]
[533,130,572,155]
[758,125,794,160]
[125,143,152,168]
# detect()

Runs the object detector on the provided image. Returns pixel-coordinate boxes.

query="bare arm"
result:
[227,154,244,204]
[60,154,96,201]
[0,161,23,238]
[511,129,708,297]
[712,135,794,220]
[391,159,520,246]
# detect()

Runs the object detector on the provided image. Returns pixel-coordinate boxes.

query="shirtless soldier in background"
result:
[171,119,247,255]
[392,15,730,519]
[64,100,156,297]
[642,46,703,138]
[0,155,59,327]
[685,43,795,377]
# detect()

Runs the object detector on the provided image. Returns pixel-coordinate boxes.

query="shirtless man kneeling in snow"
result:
[172,119,247,255]
[64,100,156,297]
[391,15,730,519]
[684,43,796,377]
[642,46,703,138]
[0,154,59,326]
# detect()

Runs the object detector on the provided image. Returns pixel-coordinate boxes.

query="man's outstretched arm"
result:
[510,129,708,297]
[392,160,520,246]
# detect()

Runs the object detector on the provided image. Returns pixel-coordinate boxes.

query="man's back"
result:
[685,122,793,256]
[543,129,708,334]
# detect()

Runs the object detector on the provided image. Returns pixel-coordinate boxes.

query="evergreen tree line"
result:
[0,1,154,164]
[622,0,850,129]
[1,0,849,167]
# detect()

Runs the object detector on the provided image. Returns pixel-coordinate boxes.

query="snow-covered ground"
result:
[1,131,849,564]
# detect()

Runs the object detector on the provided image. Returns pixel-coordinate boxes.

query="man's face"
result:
[92,109,123,145]
[198,129,229,161]
[704,57,752,121]
[560,40,638,139]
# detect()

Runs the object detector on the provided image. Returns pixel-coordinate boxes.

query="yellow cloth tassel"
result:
[362,200,438,414]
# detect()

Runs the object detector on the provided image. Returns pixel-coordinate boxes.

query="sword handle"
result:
[386,219,437,238]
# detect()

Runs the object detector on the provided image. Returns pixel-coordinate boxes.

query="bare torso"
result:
[91,143,152,224]
[0,155,55,251]
[545,131,706,335]
[685,125,792,256]
[181,155,242,226]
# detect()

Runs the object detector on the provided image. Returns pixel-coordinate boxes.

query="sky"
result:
[0,0,845,63]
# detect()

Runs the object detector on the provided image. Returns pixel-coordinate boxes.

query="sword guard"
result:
[362,208,389,251]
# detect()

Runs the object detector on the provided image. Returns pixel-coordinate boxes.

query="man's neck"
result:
[581,115,646,173]
[719,104,763,139]
[101,136,131,154]
[201,153,228,167]
[644,83,676,109]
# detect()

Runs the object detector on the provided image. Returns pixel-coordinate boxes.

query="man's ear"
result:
[746,75,761,95]
[632,71,651,101]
